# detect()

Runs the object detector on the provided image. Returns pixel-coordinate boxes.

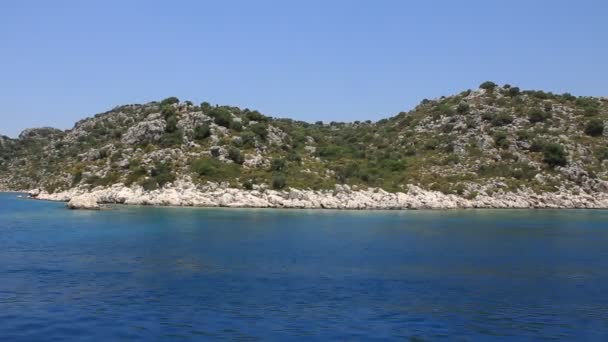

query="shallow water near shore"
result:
[2,193,608,340]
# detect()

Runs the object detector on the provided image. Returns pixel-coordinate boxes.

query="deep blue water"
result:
[1,193,608,341]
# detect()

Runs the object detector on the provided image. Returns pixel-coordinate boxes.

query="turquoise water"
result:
[1,193,608,340]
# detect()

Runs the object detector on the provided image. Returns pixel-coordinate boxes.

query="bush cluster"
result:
[542,143,567,167]
[528,108,552,123]
[479,81,497,91]
[493,131,509,149]
[491,112,514,127]
[585,119,604,137]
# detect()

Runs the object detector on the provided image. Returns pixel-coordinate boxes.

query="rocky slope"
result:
[2,82,608,209]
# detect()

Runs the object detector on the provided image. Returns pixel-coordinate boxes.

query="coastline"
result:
[15,180,608,210]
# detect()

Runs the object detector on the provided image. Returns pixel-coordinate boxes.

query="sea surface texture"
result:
[1,193,608,341]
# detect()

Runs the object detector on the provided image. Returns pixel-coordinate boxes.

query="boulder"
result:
[28,189,41,198]
[67,194,100,210]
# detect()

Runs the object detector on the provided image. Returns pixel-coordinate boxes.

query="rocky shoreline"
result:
[21,180,608,210]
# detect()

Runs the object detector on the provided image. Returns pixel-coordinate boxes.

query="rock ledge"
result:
[29,180,608,210]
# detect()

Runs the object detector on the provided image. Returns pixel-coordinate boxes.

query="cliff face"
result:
[1,82,607,203]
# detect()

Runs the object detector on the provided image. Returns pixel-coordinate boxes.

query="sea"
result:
[1,192,608,341]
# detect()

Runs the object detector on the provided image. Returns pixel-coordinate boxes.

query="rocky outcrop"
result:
[18,127,63,140]
[34,181,608,210]
[121,119,166,145]
[66,194,100,210]
[243,153,269,168]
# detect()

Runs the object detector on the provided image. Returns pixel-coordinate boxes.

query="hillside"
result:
[1,82,608,208]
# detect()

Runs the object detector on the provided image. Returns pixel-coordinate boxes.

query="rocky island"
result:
[2,82,607,209]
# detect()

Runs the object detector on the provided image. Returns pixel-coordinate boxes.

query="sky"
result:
[1,0,607,137]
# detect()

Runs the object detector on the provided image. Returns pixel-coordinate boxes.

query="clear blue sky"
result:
[1,0,607,137]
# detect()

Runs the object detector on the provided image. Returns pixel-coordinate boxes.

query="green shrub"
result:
[149,163,175,188]
[231,121,243,131]
[479,81,497,91]
[71,170,83,186]
[482,112,495,121]
[333,163,358,183]
[125,166,147,186]
[200,101,212,112]
[84,175,100,186]
[213,111,232,128]
[110,152,122,162]
[456,102,470,115]
[493,131,509,149]
[510,164,537,180]
[205,107,232,126]
[459,117,473,129]
[270,158,286,171]
[596,147,608,161]
[161,105,177,120]
[160,130,183,147]
[441,123,454,133]
[87,171,121,187]
[423,139,439,150]
[529,140,546,152]
[287,152,302,164]
[507,87,520,97]
[528,108,551,123]
[478,162,536,180]
[434,102,455,117]
[576,97,600,116]
[194,124,211,141]
[382,159,407,171]
[443,142,455,153]
[536,91,550,99]
[542,143,567,167]
[516,130,532,141]
[492,112,513,126]
[228,147,244,164]
[191,157,240,180]
[585,119,604,137]
[561,93,576,101]
[143,144,155,153]
[191,158,216,176]
[575,97,598,108]
[140,178,159,191]
[250,123,268,140]
[243,179,255,190]
[245,111,267,122]
[584,107,600,116]
[160,97,179,107]
[165,115,178,133]
[210,147,221,157]
[319,144,349,157]
[272,173,287,189]
[240,131,256,148]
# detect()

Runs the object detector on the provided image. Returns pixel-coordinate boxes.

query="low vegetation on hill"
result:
[1,82,607,198]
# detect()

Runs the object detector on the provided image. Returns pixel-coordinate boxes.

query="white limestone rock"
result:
[31,178,608,210]
[67,194,100,210]
[122,119,166,145]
